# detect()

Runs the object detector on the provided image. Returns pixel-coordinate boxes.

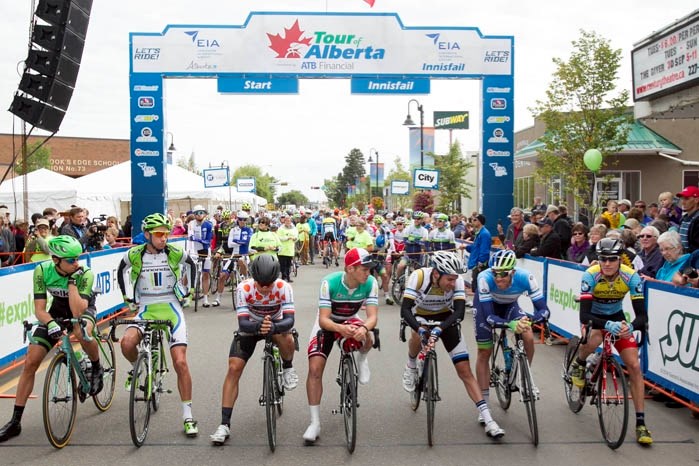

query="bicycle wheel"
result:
[596,357,629,450]
[194,264,202,312]
[151,338,167,412]
[391,275,405,305]
[129,352,151,447]
[518,354,539,446]
[274,356,284,417]
[425,352,437,447]
[410,359,422,412]
[490,334,511,410]
[263,355,277,452]
[563,336,586,413]
[93,335,116,412]
[341,356,358,453]
[42,352,78,449]
[209,259,221,296]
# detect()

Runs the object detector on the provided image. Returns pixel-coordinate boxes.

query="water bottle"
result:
[586,352,600,373]
[272,346,281,371]
[75,350,91,374]
[503,347,513,372]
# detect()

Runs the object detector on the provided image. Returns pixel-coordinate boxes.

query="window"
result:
[514,176,535,209]
[683,170,699,188]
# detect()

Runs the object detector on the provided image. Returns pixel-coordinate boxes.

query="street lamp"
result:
[368,148,380,203]
[166,131,176,165]
[403,99,424,169]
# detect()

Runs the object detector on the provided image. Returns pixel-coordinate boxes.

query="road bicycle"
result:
[400,319,450,446]
[490,322,541,446]
[247,329,299,452]
[562,323,629,449]
[390,252,425,305]
[315,326,380,453]
[23,317,116,449]
[110,318,172,447]
[322,240,338,268]
[192,253,208,312]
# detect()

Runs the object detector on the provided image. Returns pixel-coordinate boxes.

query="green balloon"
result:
[584,149,603,172]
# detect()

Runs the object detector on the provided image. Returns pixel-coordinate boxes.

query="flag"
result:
[363,0,376,7]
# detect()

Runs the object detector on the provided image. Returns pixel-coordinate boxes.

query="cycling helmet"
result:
[489,249,517,271]
[596,237,623,256]
[236,210,249,220]
[349,207,359,215]
[192,204,207,214]
[141,212,172,232]
[430,251,463,275]
[373,215,384,225]
[250,254,280,285]
[221,210,232,220]
[436,213,449,222]
[395,216,406,224]
[241,203,252,211]
[412,210,424,220]
[48,235,82,259]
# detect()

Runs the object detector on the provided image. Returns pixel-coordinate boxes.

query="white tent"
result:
[0,168,78,218]
[74,162,267,219]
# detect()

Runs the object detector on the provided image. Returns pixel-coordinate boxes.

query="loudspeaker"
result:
[9,95,65,133]
[9,0,92,132]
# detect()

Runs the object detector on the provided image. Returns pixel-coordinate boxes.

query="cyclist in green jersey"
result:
[0,236,102,442]
[117,213,199,437]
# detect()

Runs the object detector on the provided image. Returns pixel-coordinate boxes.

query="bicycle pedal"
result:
[331,408,342,415]
[165,389,173,394]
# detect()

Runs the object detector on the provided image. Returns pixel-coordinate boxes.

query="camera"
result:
[682,265,698,279]
[85,215,108,251]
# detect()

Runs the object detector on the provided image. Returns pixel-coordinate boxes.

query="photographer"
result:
[58,207,104,252]
[673,248,699,288]
[84,215,109,252]
[23,218,52,262]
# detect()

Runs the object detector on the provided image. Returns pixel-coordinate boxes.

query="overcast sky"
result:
[1,0,697,202]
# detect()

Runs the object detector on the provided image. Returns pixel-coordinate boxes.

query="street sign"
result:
[390,180,410,195]
[413,168,439,190]
[203,167,229,187]
[236,177,256,193]
[351,77,430,94]
[217,76,299,94]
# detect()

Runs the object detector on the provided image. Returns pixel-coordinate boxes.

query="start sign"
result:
[413,168,439,190]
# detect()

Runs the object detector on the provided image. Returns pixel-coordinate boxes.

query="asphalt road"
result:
[0,260,697,465]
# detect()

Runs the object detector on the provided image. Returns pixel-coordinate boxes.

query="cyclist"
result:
[117,213,200,437]
[320,211,340,265]
[400,251,505,439]
[473,249,550,424]
[211,210,234,307]
[187,205,214,307]
[0,235,102,443]
[393,211,429,280]
[568,238,652,445]
[210,254,298,446]
[227,211,253,278]
[240,203,253,226]
[249,216,281,260]
[372,215,395,304]
[303,248,379,444]
[428,213,456,251]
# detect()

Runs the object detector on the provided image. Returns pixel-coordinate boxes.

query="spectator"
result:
[676,185,699,253]
[122,215,133,238]
[655,230,690,283]
[625,208,644,224]
[497,207,526,251]
[548,205,572,253]
[650,216,670,234]
[23,217,52,262]
[104,226,128,248]
[450,214,466,240]
[106,216,125,237]
[594,215,611,230]
[13,219,29,262]
[618,199,632,220]
[617,228,644,270]
[658,191,683,227]
[515,223,540,258]
[647,202,659,221]
[531,217,562,259]
[531,196,546,212]
[59,207,96,251]
[566,223,589,263]
[634,200,653,224]
[529,209,544,227]
[638,226,663,279]
[172,218,187,236]
[465,214,491,292]
[675,248,699,288]
[582,224,607,265]
[601,200,624,230]
[0,215,16,266]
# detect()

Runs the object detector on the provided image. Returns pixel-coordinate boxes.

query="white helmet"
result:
[236,210,249,220]
[430,251,463,275]
[192,204,207,213]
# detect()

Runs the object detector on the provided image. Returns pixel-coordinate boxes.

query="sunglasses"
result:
[493,270,511,278]
[598,256,620,263]
[63,257,79,264]
[572,232,585,236]
[635,205,646,208]
[638,234,655,239]
[194,211,206,215]
[151,231,170,238]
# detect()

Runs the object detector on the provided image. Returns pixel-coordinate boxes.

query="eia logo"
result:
[184,30,220,48]
[425,33,461,51]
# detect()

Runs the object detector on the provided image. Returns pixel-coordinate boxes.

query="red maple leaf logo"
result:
[267,20,313,58]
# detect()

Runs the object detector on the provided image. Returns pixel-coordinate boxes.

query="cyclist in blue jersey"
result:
[187,205,214,307]
[473,249,550,425]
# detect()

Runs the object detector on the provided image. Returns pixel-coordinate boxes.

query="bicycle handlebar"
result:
[22,316,93,345]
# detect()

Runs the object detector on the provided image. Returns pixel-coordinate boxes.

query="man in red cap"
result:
[677,185,699,253]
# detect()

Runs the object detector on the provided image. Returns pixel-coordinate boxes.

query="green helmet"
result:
[48,235,83,259]
[221,210,232,220]
[142,213,172,232]
[373,215,384,225]
[436,213,449,222]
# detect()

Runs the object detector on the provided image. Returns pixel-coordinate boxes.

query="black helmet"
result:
[250,254,280,285]
[596,238,622,256]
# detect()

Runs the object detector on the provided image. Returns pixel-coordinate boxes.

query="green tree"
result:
[433,142,474,213]
[15,141,51,174]
[233,165,278,204]
[277,190,309,207]
[337,148,367,207]
[530,30,631,214]
[176,151,200,175]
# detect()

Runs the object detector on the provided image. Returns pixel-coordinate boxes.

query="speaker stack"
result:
[8,0,93,132]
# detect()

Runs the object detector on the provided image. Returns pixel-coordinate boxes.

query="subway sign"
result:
[433,111,469,130]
